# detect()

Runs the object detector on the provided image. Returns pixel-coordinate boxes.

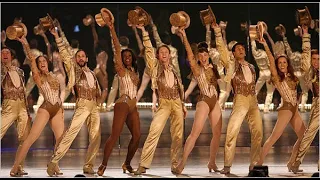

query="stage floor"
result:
[1,109,319,178]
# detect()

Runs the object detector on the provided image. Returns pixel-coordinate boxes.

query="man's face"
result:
[75,50,88,67]
[233,44,246,61]
[1,48,12,64]
[158,46,170,65]
[311,54,319,70]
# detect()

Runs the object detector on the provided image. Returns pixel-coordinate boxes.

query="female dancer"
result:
[172,22,229,174]
[256,34,307,172]
[9,35,65,177]
[97,16,141,176]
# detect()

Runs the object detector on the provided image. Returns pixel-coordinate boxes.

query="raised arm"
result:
[184,77,198,100]
[150,17,163,48]
[17,37,42,87]
[1,30,7,47]
[108,22,125,77]
[178,28,200,77]
[282,34,297,60]
[50,28,74,72]
[90,23,99,50]
[40,32,52,62]
[259,38,279,85]
[137,24,157,74]
[264,31,276,53]
[205,24,212,48]
[213,23,229,69]
[300,25,311,73]
[132,26,144,57]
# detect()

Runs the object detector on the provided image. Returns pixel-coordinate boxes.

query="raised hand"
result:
[1,30,6,43]
[136,24,146,32]
[49,27,58,37]
[301,24,308,35]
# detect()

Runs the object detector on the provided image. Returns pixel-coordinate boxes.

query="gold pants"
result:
[1,99,31,167]
[106,74,119,109]
[218,74,232,109]
[50,98,101,168]
[140,98,184,169]
[224,94,263,167]
[295,97,319,163]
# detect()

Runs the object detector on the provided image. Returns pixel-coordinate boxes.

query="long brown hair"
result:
[275,55,297,82]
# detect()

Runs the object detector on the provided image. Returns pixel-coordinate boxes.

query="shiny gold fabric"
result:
[232,64,256,96]
[50,99,101,168]
[139,98,184,168]
[224,94,263,167]
[295,97,319,163]
[157,72,180,100]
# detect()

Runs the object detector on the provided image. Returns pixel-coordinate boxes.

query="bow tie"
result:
[203,64,213,70]
[163,64,173,72]
[127,67,135,72]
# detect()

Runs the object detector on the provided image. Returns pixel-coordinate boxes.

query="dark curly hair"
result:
[275,55,297,82]
[121,48,138,73]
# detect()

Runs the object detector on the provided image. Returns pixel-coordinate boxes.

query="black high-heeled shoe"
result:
[97,164,107,176]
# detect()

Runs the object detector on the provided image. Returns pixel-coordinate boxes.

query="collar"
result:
[127,66,135,72]
[162,64,173,72]
[82,66,90,72]
[203,64,213,70]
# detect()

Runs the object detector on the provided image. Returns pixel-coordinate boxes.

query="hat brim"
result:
[208,5,216,25]
[171,26,179,34]
[231,42,245,52]
[135,6,150,26]
[16,22,28,37]
[178,11,190,29]
[101,8,114,24]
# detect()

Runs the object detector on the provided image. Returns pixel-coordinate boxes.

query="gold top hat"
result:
[296,6,312,26]
[95,8,115,27]
[199,5,216,26]
[83,15,95,26]
[228,40,238,51]
[6,22,28,40]
[170,11,190,29]
[39,13,54,31]
[294,26,302,36]
[275,24,286,36]
[249,25,258,40]
[33,24,45,35]
[128,6,150,26]
[257,21,267,41]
